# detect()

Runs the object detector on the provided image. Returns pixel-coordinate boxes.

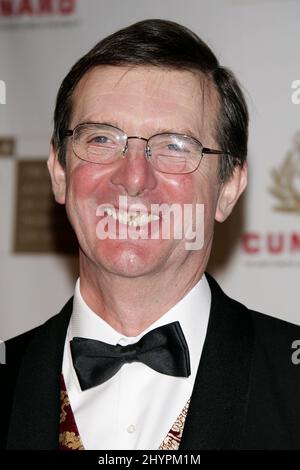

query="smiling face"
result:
[48,66,247,283]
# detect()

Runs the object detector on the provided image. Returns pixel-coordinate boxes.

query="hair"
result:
[52,19,248,182]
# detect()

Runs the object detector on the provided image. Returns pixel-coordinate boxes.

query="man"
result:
[2,19,300,450]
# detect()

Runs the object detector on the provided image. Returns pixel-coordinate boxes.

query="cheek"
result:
[65,162,109,201]
[164,171,219,233]
[64,165,104,234]
[158,174,200,205]
[159,172,217,208]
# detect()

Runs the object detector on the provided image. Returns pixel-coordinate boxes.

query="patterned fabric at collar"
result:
[59,375,190,451]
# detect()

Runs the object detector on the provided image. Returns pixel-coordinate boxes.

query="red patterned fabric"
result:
[159,399,190,450]
[59,374,190,450]
[59,375,84,450]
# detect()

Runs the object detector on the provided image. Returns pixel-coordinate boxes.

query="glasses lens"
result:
[73,124,126,164]
[149,134,202,174]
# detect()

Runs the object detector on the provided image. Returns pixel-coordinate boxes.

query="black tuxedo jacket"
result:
[1,274,300,450]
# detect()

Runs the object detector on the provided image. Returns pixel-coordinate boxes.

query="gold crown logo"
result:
[269,132,300,213]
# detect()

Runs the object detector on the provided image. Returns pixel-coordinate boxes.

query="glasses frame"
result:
[63,122,231,174]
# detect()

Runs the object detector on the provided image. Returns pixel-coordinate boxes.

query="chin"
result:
[95,239,165,278]
[100,257,156,278]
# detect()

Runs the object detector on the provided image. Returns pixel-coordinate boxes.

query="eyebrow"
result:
[74,120,201,141]
[74,120,121,129]
[155,126,200,139]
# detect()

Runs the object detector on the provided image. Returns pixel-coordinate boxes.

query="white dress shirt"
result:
[62,275,211,450]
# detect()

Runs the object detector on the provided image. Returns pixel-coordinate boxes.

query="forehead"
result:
[71,66,218,137]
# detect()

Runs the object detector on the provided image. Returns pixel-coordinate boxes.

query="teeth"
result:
[105,208,114,217]
[103,208,159,226]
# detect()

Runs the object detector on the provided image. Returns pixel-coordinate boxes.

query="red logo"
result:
[242,232,300,255]
[0,0,76,16]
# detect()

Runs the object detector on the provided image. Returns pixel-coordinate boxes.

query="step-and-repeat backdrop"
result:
[1,0,299,339]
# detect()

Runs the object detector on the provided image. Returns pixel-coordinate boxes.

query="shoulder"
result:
[250,307,300,342]
[5,296,74,366]
[5,326,42,367]
[0,297,73,449]
[206,271,300,344]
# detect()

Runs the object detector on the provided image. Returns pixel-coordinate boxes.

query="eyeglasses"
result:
[64,123,230,175]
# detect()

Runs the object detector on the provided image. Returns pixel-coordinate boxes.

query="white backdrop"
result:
[1,0,300,340]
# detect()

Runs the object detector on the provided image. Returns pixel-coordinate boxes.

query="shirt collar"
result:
[69,275,211,384]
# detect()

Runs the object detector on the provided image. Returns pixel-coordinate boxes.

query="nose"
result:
[110,137,157,197]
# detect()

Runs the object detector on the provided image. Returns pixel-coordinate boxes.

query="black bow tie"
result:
[70,321,191,391]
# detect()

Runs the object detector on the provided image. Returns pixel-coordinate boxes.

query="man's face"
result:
[49,66,246,280]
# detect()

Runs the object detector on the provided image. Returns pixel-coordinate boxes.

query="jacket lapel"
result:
[180,274,254,449]
[7,299,73,450]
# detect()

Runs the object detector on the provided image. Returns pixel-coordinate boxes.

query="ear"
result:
[215,163,247,223]
[47,145,66,204]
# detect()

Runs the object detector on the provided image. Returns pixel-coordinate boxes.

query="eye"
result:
[167,143,182,152]
[165,142,190,154]
[86,133,119,150]
[89,135,110,145]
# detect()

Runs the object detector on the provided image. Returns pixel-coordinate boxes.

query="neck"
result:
[79,245,212,337]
